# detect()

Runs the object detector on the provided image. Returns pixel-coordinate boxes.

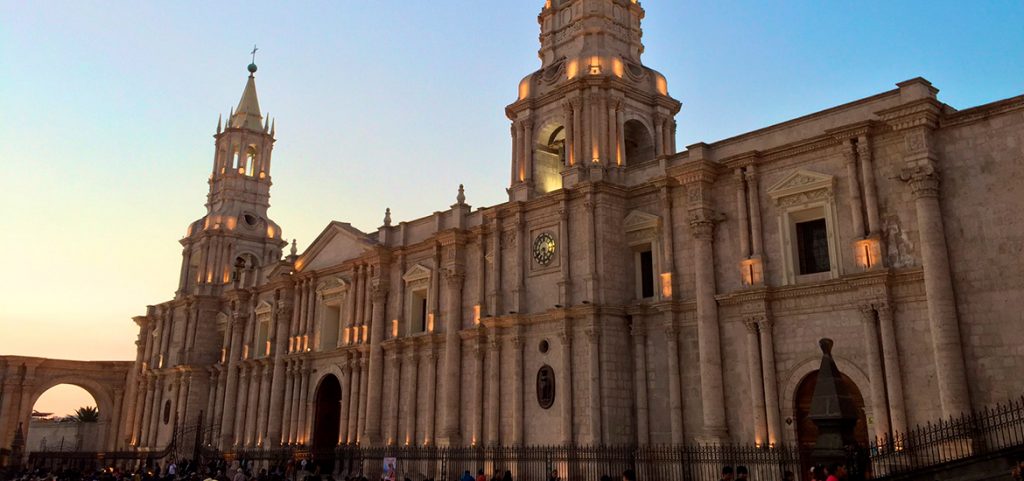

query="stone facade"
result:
[3,0,1023,454]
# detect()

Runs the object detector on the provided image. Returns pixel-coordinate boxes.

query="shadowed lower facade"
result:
[2,0,1024,458]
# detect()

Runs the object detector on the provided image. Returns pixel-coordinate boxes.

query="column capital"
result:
[858,304,877,323]
[873,301,895,320]
[688,214,717,241]
[756,316,774,332]
[742,317,760,334]
[901,164,941,199]
[584,326,600,343]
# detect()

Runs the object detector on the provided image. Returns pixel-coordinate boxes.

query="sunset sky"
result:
[2,1,1021,417]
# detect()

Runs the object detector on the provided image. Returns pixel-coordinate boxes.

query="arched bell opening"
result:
[534,122,566,194]
[623,119,655,165]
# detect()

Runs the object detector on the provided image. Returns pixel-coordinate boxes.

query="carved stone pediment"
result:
[316,276,349,295]
[254,301,273,316]
[623,210,661,232]
[768,170,834,202]
[402,263,432,283]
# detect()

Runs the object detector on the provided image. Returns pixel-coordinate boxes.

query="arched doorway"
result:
[795,370,868,479]
[312,374,342,472]
[28,384,102,453]
[623,120,654,165]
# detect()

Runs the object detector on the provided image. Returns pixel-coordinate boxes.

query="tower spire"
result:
[231,61,263,131]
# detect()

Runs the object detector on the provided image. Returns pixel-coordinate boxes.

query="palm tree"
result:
[72,406,99,423]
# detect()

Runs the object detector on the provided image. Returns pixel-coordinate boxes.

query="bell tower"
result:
[175,62,286,297]
[507,0,680,200]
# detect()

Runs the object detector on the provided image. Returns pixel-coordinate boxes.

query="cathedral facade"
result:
[3,0,1024,456]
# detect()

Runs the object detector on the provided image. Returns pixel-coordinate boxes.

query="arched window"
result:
[245,146,258,176]
[623,120,654,165]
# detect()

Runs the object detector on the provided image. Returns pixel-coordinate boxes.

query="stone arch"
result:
[779,354,872,445]
[533,119,566,194]
[0,357,131,456]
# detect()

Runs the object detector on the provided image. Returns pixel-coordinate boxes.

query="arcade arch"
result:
[0,357,130,455]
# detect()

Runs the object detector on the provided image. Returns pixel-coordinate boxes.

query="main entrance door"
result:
[312,374,342,473]
[795,370,868,480]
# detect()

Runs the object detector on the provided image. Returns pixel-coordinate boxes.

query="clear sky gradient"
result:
[2,1,1021,416]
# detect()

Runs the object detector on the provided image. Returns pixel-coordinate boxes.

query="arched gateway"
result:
[0,356,131,458]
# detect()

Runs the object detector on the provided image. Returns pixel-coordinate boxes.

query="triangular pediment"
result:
[402,263,432,282]
[255,301,273,316]
[623,210,661,232]
[767,170,834,199]
[295,221,377,272]
[317,276,350,293]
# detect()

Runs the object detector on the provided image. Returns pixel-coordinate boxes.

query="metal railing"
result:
[867,395,1024,479]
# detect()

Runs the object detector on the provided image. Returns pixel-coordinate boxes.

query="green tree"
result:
[72,406,99,423]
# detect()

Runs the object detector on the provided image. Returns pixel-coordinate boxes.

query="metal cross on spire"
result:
[250,44,259,64]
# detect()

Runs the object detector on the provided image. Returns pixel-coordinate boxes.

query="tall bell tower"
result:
[176,62,286,297]
[507,0,681,200]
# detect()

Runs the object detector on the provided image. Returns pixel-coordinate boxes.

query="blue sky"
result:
[0,1,1021,413]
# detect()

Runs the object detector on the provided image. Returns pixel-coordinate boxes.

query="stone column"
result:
[844,140,866,238]
[281,363,295,444]
[139,376,155,448]
[860,305,891,441]
[245,365,262,446]
[233,365,251,447]
[585,326,603,444]
[758,318,782,446]
[559,327,574,445]
[404,348,420,445]
[858,136,881,234]
[904,162,970,416]
[473,340,486,446]
[203,370,217,445]
[297,365,310,444]
[267,301,292,446]
[219,313,245,448]
[440,269,464,446]
[257,362,272,445]
[563,101,575,166]
[745,166,765,257]
[665,326,684,444]
[572,99,582,166]
[744,319,767,445]
[387,350,402,446]
[172,372,186,427]
[486,334,501,445]
[289,364,301,443]
[735,169,750,258]
[424,349,438,445]
[364,282,389,445]
[147,374,163,447]
[132,377,148,446]
[511,333,525,445]
[877,302,908,437]
[510,123,520,185]
[357,358,369,442]
[631,321,649,445]
[522,120,534,184]
[615,103,625,166]
[653,114,664,158]
[338,361,351,444]
[347,355,361,444]
[692,213,728,442]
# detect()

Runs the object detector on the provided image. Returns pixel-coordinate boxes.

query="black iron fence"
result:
[867,395,1024,479]
[221,444,802,481]
[18,396,1024,481]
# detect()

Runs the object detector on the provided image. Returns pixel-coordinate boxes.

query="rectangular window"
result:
[320,305,341,350]
[255,320,270,358]
[639,249,655,299]
[411,289,428,333]
[796,218,830,274]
